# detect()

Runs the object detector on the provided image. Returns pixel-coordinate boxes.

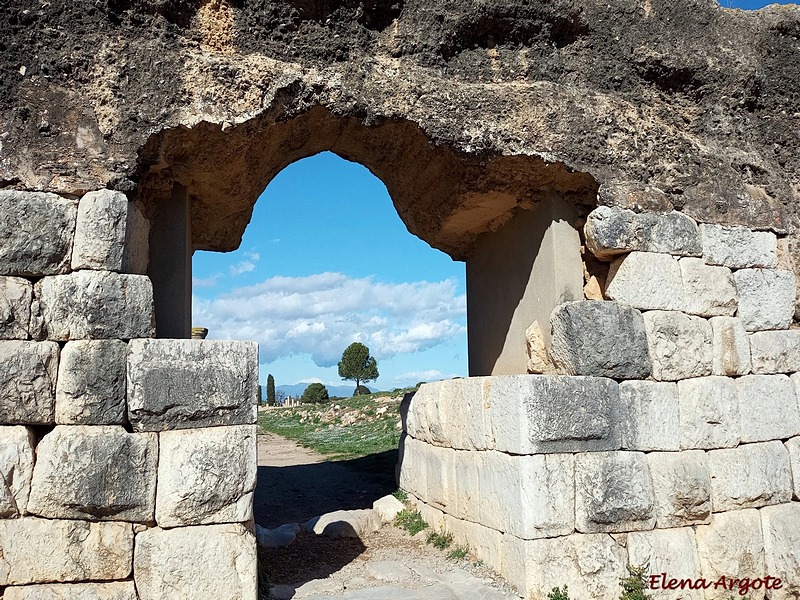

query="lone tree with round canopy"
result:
[338,342,379,395]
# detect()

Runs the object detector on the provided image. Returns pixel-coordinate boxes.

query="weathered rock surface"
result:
[627,528,703,600]
[71,189,149,274]
[0,277,33,339]
[678,376,739,450]
[749,330,800,374]
[0,426,35,517]
[524,320,552,374]
[33,272,155,340]
[709,316,752,376]
[605,252,684,311]
[549,301,651,379]
[55,340,127,424]
[701,224,778,269]
[787,437,800,500]
[156,425,257,527]
[308,509,382,539]
[584,206,702,260]
[761,503,800,600]
[27,425,157,522]
[0,340,58,424]
[373,495,405,523]
[707,441,792,512]
[643,311,713,381]
[255,522,300,548]
[0,191,77,276]
[133,523,257,600]
[0,517,133,585]
[679,257,738,317]
[734,269,796,332]
[736,375,800,443]
[574,451,655,533]
[127,339,258,431]
[646,450,711,528]
[3,582,138,600]
[618,381,680,451]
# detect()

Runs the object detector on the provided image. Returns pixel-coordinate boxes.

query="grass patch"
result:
[392,489,408,501]
[427,531,453,549]
[446,545,468,560]
[547,586,570,600]
[394,509,428,536]
[619,565,651,600]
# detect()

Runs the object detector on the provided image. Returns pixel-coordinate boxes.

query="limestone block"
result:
[489,375,621,454]
[734,268,796,331]
[133,524,257,600]
[525,320,552,374]
[619,381,680,451]
[575,451,655,533]
[709,316,752,376]
[678,376,739,450]
[627,528,703,600]
[787,437,800,500]
[549,301,651,379]
[701,223,778,269]
[606,251,684,311]
[442,512,504,571]
[643,311,713,381]
[584,206,702,259]
[695,509,766,600]
[255,522,300,548]
[736,375,800,443]
[71,189,149,274]
[0,426,35,517]
[310,509,381,539]
[0,341,58,424]
[372,495,405,523]
[0,277,33,339]
[4,582,138,600]
[398,436,429,501]
[450,443,481,523]
[0,190,77,276]
[55,340,127,424]
[0,517,133,585]
[761,503,800,600]
[27,425,157,522]
[749,330,800,374]
[33,272,155,340]
[707,441,792,511]
[679,257,738,317]
[127,339,258,431]
[647,450,711,528]
[156,425,257,527]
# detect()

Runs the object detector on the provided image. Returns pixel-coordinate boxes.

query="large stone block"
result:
[679,257,738,317]
[4,582,138,600]
[0,191,77,276]
[678,376,739,450]
[33,272,155,340]
[701,223,778,269]
[627,528,703,600]
[489,375,621,454]
[709,316,752,376]
[787,436,800,500]
[55,340,127,425]
[0,517,133,585]
[761,503,800,600]
[133,524,257,600]
[708,441,792,512]
[127,339,258,431]
[442,512,504,573]
[643,311,713,381]
[606,251,685,311]
[27,425,157,522]
[71,189,149,274]
[574,451,655,533]
[734,268,796,331]
[695,509,766,600]
[736,375,800,443]
[0,341,58,424]
[0,277,33,339]
[619,381,680,451]
[156,425,257,527]
[549,301,651,379]
[584,206,702,259]
[0,426,35,517]
[749,330,800,374]
[647,450,711,528]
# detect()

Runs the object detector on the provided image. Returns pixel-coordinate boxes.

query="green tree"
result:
[338,342,379,394]
[266,374,276,406]
[301,382,329,403]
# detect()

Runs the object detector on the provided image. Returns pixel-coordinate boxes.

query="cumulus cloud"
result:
[229,251,261,276]
[192,272,466,367]
[192,275,220,288]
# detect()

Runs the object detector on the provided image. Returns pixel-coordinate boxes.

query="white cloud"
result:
[229,251,261,276]
[192,272,466,368]
[391,370,459,385]
[192,275,220,288]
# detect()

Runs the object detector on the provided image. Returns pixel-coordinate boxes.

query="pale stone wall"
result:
[0,190,258,599]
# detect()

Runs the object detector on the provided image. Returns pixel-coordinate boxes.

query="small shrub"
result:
[620,565,651,600]
[447,545,469,560]
[301,383,329,403]
[394,509,428,535]
[392,488,408,501]
[548,585,570,600]
[426,531,453,549]
[354,385,371,396]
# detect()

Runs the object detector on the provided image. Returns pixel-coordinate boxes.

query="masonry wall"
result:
[0,190,259,600]
[400,207,800,600]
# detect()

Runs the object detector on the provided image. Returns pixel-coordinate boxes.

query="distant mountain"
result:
[273,383,379,399]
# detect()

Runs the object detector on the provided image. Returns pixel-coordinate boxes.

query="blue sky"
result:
[721,0,789,7]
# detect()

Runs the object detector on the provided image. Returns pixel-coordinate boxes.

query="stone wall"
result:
[399,207,800,600]
[0,190,259,600]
